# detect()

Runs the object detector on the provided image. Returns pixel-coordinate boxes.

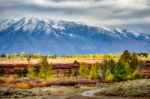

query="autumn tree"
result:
[89,62,100,79]
[104,69,114,82]
[39,57,53,79]
[20,52,26,60]
[79,62,89,78]
[27,64,35,79]
[6,53,11,59]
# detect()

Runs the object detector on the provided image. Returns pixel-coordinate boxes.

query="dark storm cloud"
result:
[0,0,150,33]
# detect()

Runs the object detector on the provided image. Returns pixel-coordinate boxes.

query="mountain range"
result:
[0,18,150,54]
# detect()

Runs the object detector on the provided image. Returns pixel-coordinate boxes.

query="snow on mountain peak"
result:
[52,20,65,30]
[0,17,148,39]
[0,19,15,31]
[22,18,38,32]
[0,17,150,54]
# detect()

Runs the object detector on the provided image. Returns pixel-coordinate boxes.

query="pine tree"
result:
[114,61,130,81]
[118,50,132,64]
[130,52,139,70]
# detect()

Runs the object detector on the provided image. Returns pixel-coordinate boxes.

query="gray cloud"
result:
[0,0,150,33]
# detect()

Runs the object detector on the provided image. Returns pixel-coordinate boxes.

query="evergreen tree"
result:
[130,52,139,70]
[118,50,132,64]
[114,62,129,81]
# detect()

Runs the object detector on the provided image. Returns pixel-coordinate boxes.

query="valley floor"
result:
[0,79,150,99]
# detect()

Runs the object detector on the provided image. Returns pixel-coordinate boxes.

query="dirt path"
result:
[67,88,129,99]
[81,88,106,96]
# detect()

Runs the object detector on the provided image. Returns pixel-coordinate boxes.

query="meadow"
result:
[0,50,150,99]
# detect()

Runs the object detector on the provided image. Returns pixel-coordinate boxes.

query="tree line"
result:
[0,51,150,59]
[0,50,141,82]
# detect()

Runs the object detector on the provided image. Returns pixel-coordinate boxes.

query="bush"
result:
[132,70,141,79]
[16,83,29,89]
[15,68,28,77]
[97,79,150,96]
[71,71,79,77]
[0,68,5,76]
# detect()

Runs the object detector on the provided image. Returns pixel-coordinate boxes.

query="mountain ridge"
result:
[0,18,150,54]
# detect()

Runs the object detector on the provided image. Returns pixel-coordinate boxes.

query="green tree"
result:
[130,52,139,70]
[6,53,11,59]
[32,53,41,58]
[39,57,53,79]
[79,62,89,78]
[27,64,35,79]
[114,62,130,81]
[118,50,132,64]
[104,69,114,82]
[20,52,26,60]
[11,53,17,58]
[99,58,115,80]
[89,62,100,79]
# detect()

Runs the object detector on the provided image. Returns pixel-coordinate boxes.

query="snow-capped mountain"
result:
[0,18,150,54]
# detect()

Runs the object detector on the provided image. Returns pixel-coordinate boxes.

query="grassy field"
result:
[0,85,96,99]
[95,79,150,97]
[0,57,149,65]
[0,58,102,65]
[0,55,149,99]
[0,79,150,99]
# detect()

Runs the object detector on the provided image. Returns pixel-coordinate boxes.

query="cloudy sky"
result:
[0,0,150,33]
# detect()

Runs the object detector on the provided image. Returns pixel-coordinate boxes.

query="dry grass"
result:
[95,79,150,97]
[0,58,102,65]
[16,83,29,89]
[0,85,94,98]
